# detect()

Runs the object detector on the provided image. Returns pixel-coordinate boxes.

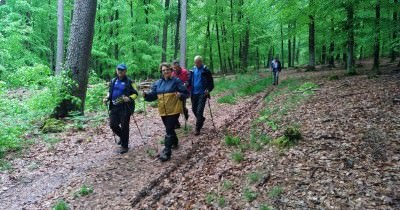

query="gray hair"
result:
[194,55,203,62]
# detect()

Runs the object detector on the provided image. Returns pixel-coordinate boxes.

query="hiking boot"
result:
[116,137,121,145]
[117,147,129,154]
[158,148,171,161]
[194,129,201,136]
[159,135,173,161]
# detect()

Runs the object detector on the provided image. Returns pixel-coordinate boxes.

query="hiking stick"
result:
[207,96,217,132]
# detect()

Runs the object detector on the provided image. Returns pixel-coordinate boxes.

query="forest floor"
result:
[0,60,399,209]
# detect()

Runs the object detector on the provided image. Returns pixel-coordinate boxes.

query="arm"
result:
[205,68,214,92]
[144,81,158,102]
[176,78,189,100]
[128,80,139,101]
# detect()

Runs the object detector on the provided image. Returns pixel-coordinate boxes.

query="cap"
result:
[116,64,127,70]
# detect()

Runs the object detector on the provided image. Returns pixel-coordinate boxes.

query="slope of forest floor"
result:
[0,62,399,209]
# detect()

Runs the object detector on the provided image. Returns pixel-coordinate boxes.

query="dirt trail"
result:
[0,68,367,209]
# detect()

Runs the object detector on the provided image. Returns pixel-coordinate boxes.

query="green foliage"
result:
[268,186,284,198]
[6,64,51,87]
[283,126,302,142]
[205,192,217,205]
[217,196,226,207]
[243,188,258,202]
[0,159,12,171]
[41,118,65,133]
[52,199,69,210]
[247,171,262,184]
[74,185,94,198]
[222,180,234,191]
[231,150,244,163]
[217,94,237,104]
[260,204,274,210]
[224,135,241,146]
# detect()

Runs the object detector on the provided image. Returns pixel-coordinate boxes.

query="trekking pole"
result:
[207,96,217,132]
[124,102,144,139]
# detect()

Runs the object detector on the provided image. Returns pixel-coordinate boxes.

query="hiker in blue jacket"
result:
[271,57,282,85]
[103,64,138,154]
[187,56,214,136]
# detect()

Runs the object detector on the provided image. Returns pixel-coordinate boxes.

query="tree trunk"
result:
[391,0,398,63]
[308,0,316,71]
[55,0,64,75]
[373,0,380,74]
[230,0,235,72]
[267,47,272,68]
[206,18,214,71]
[292,22,296,67]
[179,0,187,67]
[161,0,170,62]
[288,24,292,67]
[329,18,335,68]
[54,0,97,117]
[296,40,300,64]
[280,23,284,68]
[322,45,327,65]
[114,8,119,60]
[346,3,355,74]
[174,0,181,60]
[241,20,250,71]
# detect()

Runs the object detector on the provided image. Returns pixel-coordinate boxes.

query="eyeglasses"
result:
[161,69,172,72]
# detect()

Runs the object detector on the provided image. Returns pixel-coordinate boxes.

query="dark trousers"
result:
[161,114,180,148]
[109,106,130,148]
[191,94,207,131]
[273,71,279,85]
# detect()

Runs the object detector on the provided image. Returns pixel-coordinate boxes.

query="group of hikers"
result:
[103,56,214,162]
[103,55,281,162]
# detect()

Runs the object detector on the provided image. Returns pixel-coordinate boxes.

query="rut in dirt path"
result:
[131,85,276,208]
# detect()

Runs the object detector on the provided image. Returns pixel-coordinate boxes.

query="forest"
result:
[0,0,399,209]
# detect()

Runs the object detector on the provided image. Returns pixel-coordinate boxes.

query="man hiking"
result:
[188,56,214,136]
[172,60,189,128]
[103,64,138,154]
[271,57,282,85]
[143,63,189,161]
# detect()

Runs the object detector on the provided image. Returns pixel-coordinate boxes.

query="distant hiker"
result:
[143,63,189,161]
[188,56,214,136]
[103,64,138,154]
[271,57,282,85]
[172,60,190,128]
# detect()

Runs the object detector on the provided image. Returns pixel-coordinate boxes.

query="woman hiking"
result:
[143,63,189,161]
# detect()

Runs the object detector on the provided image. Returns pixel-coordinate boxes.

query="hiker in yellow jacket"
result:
[143,63,189,161]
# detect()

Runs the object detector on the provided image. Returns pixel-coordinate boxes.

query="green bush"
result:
[284,126,302,142]
[74,185,94,198]
[268,186,283,198]
[7,64,51,87]
[52,199,69,210]
[224,135,241,146]
[217,94,236,104]
[243,188,258,202]
[231,151,244,163]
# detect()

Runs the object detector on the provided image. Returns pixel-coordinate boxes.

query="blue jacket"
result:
[188,65,214,95]
[144,77,189,116]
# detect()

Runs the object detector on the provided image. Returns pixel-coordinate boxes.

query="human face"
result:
[161,66,172,78]
[172,64,181,72]
[195,59,203,68]
[116,68,127,78]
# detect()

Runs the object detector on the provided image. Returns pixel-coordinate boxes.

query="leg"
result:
[195,95,207,133]
[191,94,199,117]
[109,108,122,137]
[183,99,189,120]
[159,114,179,161]
[119,109,131,149]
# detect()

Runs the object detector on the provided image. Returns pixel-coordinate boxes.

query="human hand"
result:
[122,96,131,103]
